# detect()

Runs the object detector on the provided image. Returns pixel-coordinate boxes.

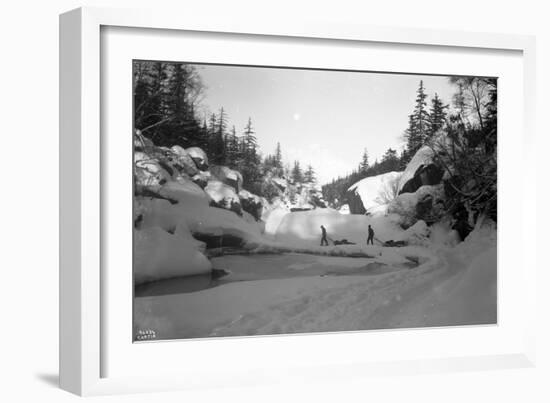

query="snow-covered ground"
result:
[133,140,496,341]
[274,208,405,246]
[134,216,496,340]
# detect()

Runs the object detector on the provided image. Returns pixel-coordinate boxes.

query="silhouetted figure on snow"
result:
[367,224,375,245]
[320,225,329,246]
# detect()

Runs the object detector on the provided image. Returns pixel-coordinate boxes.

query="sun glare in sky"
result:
[197,65,455,184]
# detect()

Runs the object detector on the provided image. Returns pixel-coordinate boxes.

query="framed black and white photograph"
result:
[132,61,498,342]
[59,7,537,396]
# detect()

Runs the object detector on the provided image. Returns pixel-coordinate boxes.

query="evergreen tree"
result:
[398,149,408,170]
[215,107,228,164]
[304,164,316,183]
[134,61,205,148]
[226,125,240,166]
[360,148,369,173]
[403,80,430,163]
[208,112,225,164]
[291,160,303,183]
[274,142,283,170]
[413,80,430,141]
[240,118,261,192]
[404,114,422,160]
[242,117,258,158]
[379,148,400,172]
[428,93,448,140]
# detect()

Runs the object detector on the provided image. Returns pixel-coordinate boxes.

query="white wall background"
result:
[1,0,547,401]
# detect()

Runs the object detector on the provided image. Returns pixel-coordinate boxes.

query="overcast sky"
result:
[195,64,456,185]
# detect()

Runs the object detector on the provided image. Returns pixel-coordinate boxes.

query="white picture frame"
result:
[59,6,537,396]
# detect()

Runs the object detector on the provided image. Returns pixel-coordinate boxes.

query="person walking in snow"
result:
[320,225,329,246]
[367,224,375,245]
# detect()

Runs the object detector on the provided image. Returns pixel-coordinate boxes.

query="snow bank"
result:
[437,247,497,324]
[159,178,210,205]
[263,205,290,236]
[429,220,461,247]
[134,172,267,283]
[134,226,212,284]
[140,197,261,242]
[274,208,404,246]
[347,171,403,214]
[395,220,429,245]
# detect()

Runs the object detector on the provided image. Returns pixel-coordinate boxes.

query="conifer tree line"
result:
[134,61,317,197]
[323,77,497,219]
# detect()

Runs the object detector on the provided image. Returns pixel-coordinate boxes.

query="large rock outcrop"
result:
[186,147,209,171]
[388,184,445,228]
[239,189,266,221]
[134,150,172,187]
[398,146,444,195]
[210,165,244,193]
[169,145,200,177]
[345,189,367,215]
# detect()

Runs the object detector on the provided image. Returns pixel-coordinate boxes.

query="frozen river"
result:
[133,252,431,340]
[135,253,416,297]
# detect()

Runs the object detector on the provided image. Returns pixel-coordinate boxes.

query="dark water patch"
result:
[135,253,420,298]
[192,232,245,249]
[135,268,231,297]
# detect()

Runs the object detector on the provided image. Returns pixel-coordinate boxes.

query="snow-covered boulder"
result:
[205,180,242,215]
[347,171,403,215]
[395,220,430,245]
[134,151,171,187]
[159,177,210,205]
[186,147,209,170]
[388,184,445,228]
[271,177,288,192]
[239,189,266,221]
[134,226,212,284]
[338,204,350,215]
[170,145,200,176]
[210,165,244,192]
[191,171,211,189]
[398,146,444,194]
